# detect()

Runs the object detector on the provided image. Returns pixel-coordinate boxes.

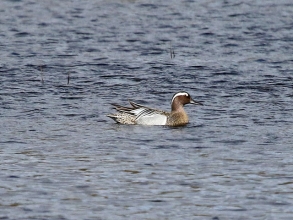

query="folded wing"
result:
[109,101,169,125]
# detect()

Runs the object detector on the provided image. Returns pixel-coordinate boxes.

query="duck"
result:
[107,91,203,126]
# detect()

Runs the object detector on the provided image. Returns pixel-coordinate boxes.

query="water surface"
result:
[1,0,293,219]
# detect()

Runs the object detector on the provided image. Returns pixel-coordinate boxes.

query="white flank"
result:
[171,92,188,103]
[136,114,167,125]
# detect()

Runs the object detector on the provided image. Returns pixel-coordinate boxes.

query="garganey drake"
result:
[107,91,203,126]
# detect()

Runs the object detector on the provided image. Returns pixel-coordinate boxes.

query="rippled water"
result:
[1,0,293,219]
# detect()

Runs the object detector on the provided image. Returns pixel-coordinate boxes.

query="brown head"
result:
[171,91,203,111]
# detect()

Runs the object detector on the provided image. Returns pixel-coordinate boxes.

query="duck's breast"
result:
[167,111,189,126]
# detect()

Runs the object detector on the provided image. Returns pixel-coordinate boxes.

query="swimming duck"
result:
[107,91,202,126]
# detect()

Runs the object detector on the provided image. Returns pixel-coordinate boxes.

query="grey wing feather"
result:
[129,101,169,114]
[110,101,169,118]
[128,102,169,121]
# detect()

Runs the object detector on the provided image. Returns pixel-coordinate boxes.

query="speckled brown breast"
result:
[166,111,189,127]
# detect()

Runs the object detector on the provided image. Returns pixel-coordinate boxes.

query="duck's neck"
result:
[168,102,189,126]
[171,100,184,112]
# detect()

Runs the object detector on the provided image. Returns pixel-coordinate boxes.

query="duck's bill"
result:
[190,99,203,105]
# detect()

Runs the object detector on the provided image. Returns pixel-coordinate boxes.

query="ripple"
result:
[0,0,293,219]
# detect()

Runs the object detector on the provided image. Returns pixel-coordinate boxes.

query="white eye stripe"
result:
[171,92,189,103]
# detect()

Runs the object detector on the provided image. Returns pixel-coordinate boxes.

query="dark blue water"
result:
[1,0,293,219]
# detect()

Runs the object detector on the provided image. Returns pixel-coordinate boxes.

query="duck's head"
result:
[171,91,203,111]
